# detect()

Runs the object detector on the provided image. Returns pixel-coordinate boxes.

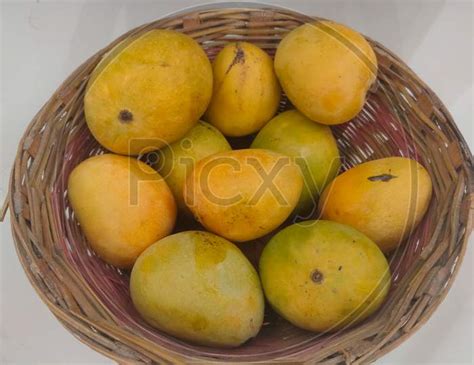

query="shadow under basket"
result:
[1,4,473,364]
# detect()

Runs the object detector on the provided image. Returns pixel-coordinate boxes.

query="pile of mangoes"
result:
[69,21,432,347]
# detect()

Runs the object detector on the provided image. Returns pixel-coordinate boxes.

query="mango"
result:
[68,154,176,268]
[184,149,303,241]
[84,30,213,155]
[319,157,432,253]
[205,42,281,136]
[259,220,391,332]
[274,21,377,125]
[251,110,340,216]
[130,231,264,347]
[155,121,231,214]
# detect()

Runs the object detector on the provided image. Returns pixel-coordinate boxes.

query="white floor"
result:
[1,1,472,364]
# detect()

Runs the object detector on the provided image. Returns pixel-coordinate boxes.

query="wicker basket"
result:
[1,4,473,364]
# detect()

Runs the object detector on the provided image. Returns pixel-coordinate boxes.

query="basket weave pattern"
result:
[1,6,473,364]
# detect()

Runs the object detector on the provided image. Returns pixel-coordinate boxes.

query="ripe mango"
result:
[205,42,281,136]
[251,110,340,216]
[155,121,231,214]
[68,154,176,268]
[84,30,213,155]
[259,220,390,332]
[130,231,264,347]
[275,21,377,125]
[319,157,432,253]
[184,149,303,241]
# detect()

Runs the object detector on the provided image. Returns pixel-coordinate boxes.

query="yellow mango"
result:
[130,231,264,347]
[319,157,433,253]
[260,220,391,332]
[84,30,213,155]
[205,42,281,136]
[68,154,176,268]
[184,149,303,241]
[275,21,377,125]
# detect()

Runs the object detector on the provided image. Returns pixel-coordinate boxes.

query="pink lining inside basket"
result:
[51,92,433,360]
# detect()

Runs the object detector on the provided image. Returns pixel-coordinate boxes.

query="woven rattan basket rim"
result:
[2,3,473,364]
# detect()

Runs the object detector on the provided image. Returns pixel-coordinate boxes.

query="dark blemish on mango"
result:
[191,315,208,331]
[225,43,245,74]
[200,122,213,131]
[338,266,342,271]
[118,109,133,123]
[181,138,192,150]
[367,173,397,182]
[310,269,324,284]
[194,235,227,268]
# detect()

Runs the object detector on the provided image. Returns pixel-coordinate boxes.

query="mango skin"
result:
[184,149,303,242]
[274,21,377,125]
[130,231,264,347]
[84,30,213,155]
[155,121,231,214]
[205,42,281,136]
[259,220,391,332]
[251,110,340,216]
[319,157,433,253]
[68,154,176,268]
